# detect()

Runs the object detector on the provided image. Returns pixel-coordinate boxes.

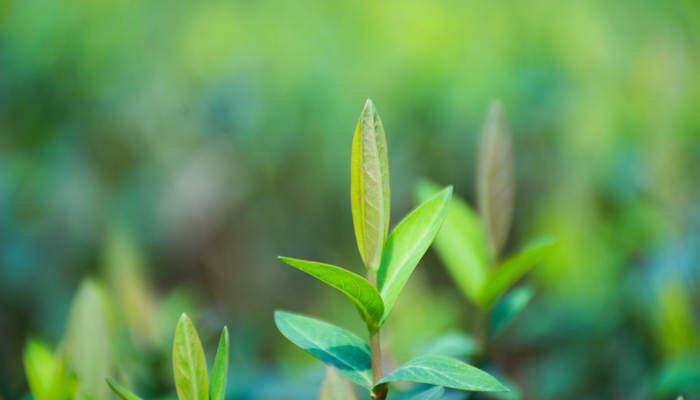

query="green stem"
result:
[368,270,387,400]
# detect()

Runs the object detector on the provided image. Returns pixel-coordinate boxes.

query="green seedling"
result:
[106,313,229,400]
[275,99,507,399]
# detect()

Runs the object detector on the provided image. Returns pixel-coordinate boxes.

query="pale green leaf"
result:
[60,279,111,400]
[173,313,209,400]
[318,366,358,400]
[351,98,391,271]
[407,386,445,400]
[278,256,384,330]
[210,326,229,400]
[476,101,515,258]
[105,378,143,400]
[377,186,452,322]
[23,340,74,400]
[416,180,490,304]
[489,286,534,341]
[478,236,557,307]
[274,311,372,388]
[377,355,507,392]
[420,332,480,358]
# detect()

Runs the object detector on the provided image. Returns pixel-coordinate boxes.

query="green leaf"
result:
[489,286,534,341]
[420,332,480,358]
[23,340,74,400]
[377,186,452,321]
[60,279,111,400]
[478,236,557,307]
[105,378,143,400]
[377,355,507,392]
[318,366,358,400]
[278,256,384,330]
[173,313,209,400]
[416,180,489,304]
[407,386,445,400]
[210,326,229,400]
[274,311,372,388]
[476,101,514,258]
[351,98,391,271]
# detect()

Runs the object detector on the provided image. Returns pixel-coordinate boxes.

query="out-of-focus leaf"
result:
[23,340,74,400]
[377,355,507,392]
[105,378,143,400]
[278,257,384,330]
[274,310,372,388]
[351,98,391,271]
[60,279,111,400]
[173,313,209,400]
[478,236,557,307]
[484,375,522,400]
[655,354,700,399]
[476,101,514,258]
[377,186,452,322]
[655,280,696,358]
[421,332,480,358]
[416,180,489,304]
[210,326,229,400]
[407,386,445,400]
[318,366,358,400]
[489,286,534,341]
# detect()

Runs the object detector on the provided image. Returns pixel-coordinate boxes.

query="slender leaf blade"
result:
[489,286,534,341]
[416,180,489,305]
[351,98,391,271]
[274,310,373,388]
[173,313,209,400]
[377,355,507,392]
[105,378,143,400]
[377,186,452,321]
[318,366,359,400]
[278,256,384,329]
[407,386,445,400]
[476,101,515,258]
[478,236,557,307]
[210,326,229,400]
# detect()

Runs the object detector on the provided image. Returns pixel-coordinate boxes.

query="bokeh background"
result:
[1,0,699,398]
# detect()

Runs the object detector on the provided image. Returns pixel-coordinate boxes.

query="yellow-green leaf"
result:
[210,327,229,400]
[105,378,143,400]
[278,256,384,330]
[173,313,209,400]
[351,98,391,271]
[476,101,515,258]
[23,340,74,400]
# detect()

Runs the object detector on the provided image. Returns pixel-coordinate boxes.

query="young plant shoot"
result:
[106,313,229,400]
[275,99,507,399]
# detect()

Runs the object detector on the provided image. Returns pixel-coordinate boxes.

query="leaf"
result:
[210,326,229,400]
[416,180,489,305]
[351,98,391,271]
[476,100,515,258]
[173,313,209,400]
[478,236,557,307]
[274,310,372,388]
[377,355,507,392]
[60,279,111,400]
[407,386,445,400]
[377,186,452,322]
[23,340,73,400]
[105,378,143,400]
[278,257,384,330]
[318,366,358,400]
[420,332,480,358]
[489,286,534,341]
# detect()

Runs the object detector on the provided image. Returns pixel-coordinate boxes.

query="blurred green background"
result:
[1,0,698,398]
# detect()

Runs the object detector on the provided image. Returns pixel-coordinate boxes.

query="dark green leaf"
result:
[489,286,534,341]
[105,378,143,400]
[416,180,489,304]
[173,313,209,400]
[274,311,373,388]
[318,366,358,400]
[479,236,557,307]
[278,257,384,330]
[351,98,391,271]
[476,101,514,258]
[377,355,507,392]
[210,326,229,400]
[377,186,452,322]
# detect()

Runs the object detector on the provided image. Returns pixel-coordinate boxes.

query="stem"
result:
[368,270,387,400]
